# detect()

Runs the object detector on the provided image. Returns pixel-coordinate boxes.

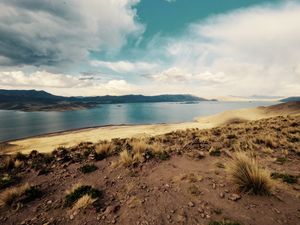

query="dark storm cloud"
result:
[2,0,78,21]
[0,0,143,68]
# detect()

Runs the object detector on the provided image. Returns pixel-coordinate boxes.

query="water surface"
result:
[0,101,276,142]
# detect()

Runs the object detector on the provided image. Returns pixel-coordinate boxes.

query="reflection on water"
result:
[0,101,276,142]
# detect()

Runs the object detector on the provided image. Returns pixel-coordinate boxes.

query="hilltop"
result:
[0,89,211,112]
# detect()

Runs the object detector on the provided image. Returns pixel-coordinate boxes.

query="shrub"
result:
[209,220,241,225]
[117,150,143,167]
[65,184,101,207]
[95,143,113,160]
[0,174,20,190]
[209,148,221,156]
[0,157,15,171]
[70,194,96,212]
[0,183,41,207]
[188,184,201,196]
[271,172,298,184]
[227,152,273,195]
[79,164,98,174]
[227,134,237,139]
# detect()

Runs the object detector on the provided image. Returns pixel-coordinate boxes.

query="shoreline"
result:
[0,121,185,144]
[2,102,299,154]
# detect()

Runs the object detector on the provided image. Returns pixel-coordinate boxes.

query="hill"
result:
[0,89,210,112]
[280,96,300,102]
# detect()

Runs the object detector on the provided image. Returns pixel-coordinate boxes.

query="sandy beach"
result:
[2,102,299,154]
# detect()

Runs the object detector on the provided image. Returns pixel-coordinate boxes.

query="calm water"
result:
[0,101,276,142]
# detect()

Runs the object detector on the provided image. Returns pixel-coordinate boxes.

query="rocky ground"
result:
[0,113,299,225]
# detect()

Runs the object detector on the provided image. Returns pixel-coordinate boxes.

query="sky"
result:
[0,0,299,98]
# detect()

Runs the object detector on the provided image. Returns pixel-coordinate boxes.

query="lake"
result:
[0,101,276,142]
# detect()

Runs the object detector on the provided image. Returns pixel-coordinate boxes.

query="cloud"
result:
[0,71,137,96]
[148,1,300,96]
[91,60,158,74]
[0,0,144,67]
[165,0,176,3]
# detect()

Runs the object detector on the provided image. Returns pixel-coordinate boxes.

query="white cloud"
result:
[0,0,144,66]
[152,1,300,96]
[0,71,137,96]
[165,0,176,3]
[91,60,158,73]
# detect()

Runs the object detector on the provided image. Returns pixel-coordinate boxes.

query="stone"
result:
[228,193,241,201]
[47,200,52,205]
[197,208,204,213]
[219,192,225,198]
[188,201,195,207]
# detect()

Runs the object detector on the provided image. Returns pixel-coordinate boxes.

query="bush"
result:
[0,174,20,190]
[209,220,241,225]
[209,148,221,156]
[271,172,298,184]
[79,164,98,174]
[65,185,101,207]
[227,152,273,195]
[0,183,41,207]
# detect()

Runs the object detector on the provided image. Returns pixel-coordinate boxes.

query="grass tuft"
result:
[0,183,41,207]
[65,184,101,207]
[227,152,273,195]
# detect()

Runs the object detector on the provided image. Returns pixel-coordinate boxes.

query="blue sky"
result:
[0,0,299,98]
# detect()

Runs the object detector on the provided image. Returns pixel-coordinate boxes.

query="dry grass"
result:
[70,194,96,213]
[65,183,101,207]
[117,150,143,167]
[95,142,112,155]
[0,183,30,207]
[227,152,273,195]
[14,159,23,168]
[131,139,149,154]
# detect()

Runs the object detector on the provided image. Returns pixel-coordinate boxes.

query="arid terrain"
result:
[0,102,299,225]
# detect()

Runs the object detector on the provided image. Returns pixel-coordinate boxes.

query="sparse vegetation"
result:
[79,164,98,174]
[209,147,221,156]
[70,194,96,212]
[95,142,113,160]
[188,184,201,196]
[0,174,20,190]
[65,184,101,207]
[227,152,273,195]
[271,172,298,184]
[209,220,241,225]
[0,183,41,207]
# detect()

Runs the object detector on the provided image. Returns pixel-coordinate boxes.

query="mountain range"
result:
[0,89,212,112]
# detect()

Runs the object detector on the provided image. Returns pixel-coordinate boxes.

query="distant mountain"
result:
[0,89,212,111]
[280,97,300,102]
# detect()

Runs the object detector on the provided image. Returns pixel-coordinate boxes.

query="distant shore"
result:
[2,101,299,154]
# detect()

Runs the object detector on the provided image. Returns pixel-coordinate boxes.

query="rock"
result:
[228,193,241,201]
[47,200,52,205]
[212,183,216,189]
[219,192,225,198]
[273,208,281,214]
[188,201,195,207]
[69,215,74,220]
[104,205,120,215]
[197,208,204,213]
[167,215,171,219]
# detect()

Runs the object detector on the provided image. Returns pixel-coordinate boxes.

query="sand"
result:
[2,102,299,154]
